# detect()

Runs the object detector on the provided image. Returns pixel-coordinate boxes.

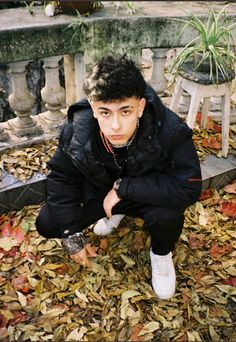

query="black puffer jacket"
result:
[47,85,202,237]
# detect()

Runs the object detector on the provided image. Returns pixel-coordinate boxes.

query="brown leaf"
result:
[132,231,145,252]
[99,238,109,251]
[129,324,144,341]
[194,271,209,283]
[224,180,236,194]
[117,227,130,237]
[54,264,70,275]
[189,232,204,249]
[210,242,233,259]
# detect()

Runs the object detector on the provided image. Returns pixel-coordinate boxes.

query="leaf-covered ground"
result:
[0,183,235,341]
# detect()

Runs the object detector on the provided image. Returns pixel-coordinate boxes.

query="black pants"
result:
[36,198,184,255]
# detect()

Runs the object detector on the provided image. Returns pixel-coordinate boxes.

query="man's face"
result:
[90,97,146,146]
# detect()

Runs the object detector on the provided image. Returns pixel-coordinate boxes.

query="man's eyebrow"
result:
[98,106,110,110]
[119,105,133,110]
[97,105,133,110]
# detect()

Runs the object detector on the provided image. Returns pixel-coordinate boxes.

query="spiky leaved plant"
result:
[170,6,236,83]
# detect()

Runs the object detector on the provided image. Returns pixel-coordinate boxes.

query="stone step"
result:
[0,153,235,214]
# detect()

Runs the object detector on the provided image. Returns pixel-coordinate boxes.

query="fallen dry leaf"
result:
[220,201,236,217]
[210,242,233,260]
[224,180,236,194]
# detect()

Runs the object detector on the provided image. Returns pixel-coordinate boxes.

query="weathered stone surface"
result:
[0,2,236,64]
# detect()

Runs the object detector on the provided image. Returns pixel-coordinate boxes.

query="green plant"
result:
[170,6,236,83]
[65,10,89,45]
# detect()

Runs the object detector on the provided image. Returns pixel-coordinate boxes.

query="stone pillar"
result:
[149,48,168,94]
[64,54,76,108]
[39,56,66,131]
[64,53,85,107]
[7,61,42,137]
[74,53,85,102]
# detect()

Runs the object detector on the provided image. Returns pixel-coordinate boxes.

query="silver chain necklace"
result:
[111,127,138,169]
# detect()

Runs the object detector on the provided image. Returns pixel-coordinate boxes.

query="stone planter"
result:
[178,60,235,85]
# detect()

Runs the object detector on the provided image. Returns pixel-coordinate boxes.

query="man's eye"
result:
[101,112,109,117]
[122,110,130,115]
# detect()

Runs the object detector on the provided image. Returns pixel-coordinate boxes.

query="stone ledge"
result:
[1,2,236,64]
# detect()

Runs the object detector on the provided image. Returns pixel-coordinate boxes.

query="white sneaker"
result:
[150,250,176,300]
[93,214,125,236]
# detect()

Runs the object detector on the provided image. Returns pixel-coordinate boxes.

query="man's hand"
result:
[70,243,97,268]
[103,188,121,218]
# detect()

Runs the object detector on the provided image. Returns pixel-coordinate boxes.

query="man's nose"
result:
[111,116,121,130]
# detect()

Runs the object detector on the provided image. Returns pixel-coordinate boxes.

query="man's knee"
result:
[142,206,184,227]
[35,205,56,238]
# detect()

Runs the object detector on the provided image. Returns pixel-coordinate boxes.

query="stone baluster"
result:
[0,124,9,142]
[7,61,41,137]
[39,56,66,131]
[149,48,168,94]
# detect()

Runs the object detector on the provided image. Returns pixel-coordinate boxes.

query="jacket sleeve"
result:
[118,133,202,211]
[46,146,85,238]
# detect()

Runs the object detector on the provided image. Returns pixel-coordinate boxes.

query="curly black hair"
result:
[83,55,146,102]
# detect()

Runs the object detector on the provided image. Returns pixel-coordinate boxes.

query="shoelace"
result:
[153,255,171,277]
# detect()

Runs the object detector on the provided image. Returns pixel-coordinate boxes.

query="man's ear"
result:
[138,98,146,118]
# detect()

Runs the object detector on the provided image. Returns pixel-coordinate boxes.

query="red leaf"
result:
[11,226,25,244]
[223,277,236,287]
[205,116,215,130]
[1,222,13,237]
[210,242,233,259]
[212,122,222,133]
[202,136,221,149]
[199,188,214,201]
[0,246,17,258]
[189,232,204,249]
[220,201,236,217]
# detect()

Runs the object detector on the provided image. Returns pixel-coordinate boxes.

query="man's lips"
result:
[109,135,124,140]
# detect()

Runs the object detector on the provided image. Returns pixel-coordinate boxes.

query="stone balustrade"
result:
[0,3,236,151]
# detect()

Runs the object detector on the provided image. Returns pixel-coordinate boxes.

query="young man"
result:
[36,55,202,300]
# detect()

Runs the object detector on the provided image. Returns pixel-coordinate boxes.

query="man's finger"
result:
[85,244,98,257]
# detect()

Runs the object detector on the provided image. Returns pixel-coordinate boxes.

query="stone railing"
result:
[0,3,236,151]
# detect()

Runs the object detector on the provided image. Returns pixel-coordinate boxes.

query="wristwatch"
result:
[113,178,122,198]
